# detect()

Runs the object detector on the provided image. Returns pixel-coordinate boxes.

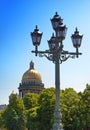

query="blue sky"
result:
[0,0,90,104]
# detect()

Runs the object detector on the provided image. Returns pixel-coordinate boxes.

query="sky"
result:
[0,0,90,104]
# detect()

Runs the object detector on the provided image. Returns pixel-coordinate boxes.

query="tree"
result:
[1,84,90,130]
[26,107,38,130]
[79,84,90,130]
[24,88,55,130]
[37,88,55,130]
[60,88,81,130]
[23,93,39,130]
[23,93,39,110]
[2,93,27,130]
[0,111,6,130]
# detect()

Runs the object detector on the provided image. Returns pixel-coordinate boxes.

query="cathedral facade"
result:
[18,61,44,97]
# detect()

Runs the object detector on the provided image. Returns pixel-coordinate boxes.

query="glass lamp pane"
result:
[52,21,59,30]
[72,37,82,48]
[48,33,56,51]
[32,35,36,43]
[56,25,67,41]
[37,36,41,43]
[49,42,55,51]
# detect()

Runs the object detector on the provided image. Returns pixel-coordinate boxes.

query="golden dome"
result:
[22,61,42,84]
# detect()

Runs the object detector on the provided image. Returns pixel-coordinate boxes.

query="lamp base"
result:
[52,109,64,130]
[52,122,64,130]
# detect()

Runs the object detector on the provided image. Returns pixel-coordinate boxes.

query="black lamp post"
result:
[30,12,83,130]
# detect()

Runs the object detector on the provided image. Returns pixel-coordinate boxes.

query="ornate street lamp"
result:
[71,27,83,58]
[31,25,43,56]
[30,12,83,130]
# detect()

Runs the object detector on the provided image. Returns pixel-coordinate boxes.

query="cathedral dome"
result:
[18,60,44,97]
[22,61,42,84]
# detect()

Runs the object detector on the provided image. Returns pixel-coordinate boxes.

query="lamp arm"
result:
[31,49,82,64]
[59,53,75,64]
[58,50,82,64]
[39,53,54,61]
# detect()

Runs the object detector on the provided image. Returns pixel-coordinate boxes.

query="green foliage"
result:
[2,93,27,130]
[37,88,55,130]
[23,93,39,130]
[79,84,90,130]
[0,111,5,129]
[60,88,81,130]
[26,107,38,130]
[2,106,19,130]
[9,93,24,114]
[23,93,39,110]
[1,84,90,130]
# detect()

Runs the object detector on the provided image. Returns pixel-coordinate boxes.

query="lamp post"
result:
[30,12,83,130]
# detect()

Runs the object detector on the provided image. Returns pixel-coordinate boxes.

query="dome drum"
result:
[19,82,44,88]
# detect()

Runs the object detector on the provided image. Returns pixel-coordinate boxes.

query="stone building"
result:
[18,61,44,97]
[0,104,6,111]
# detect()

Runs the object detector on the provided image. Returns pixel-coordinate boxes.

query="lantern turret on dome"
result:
[18,61,44,97]
[30,60,34,69]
